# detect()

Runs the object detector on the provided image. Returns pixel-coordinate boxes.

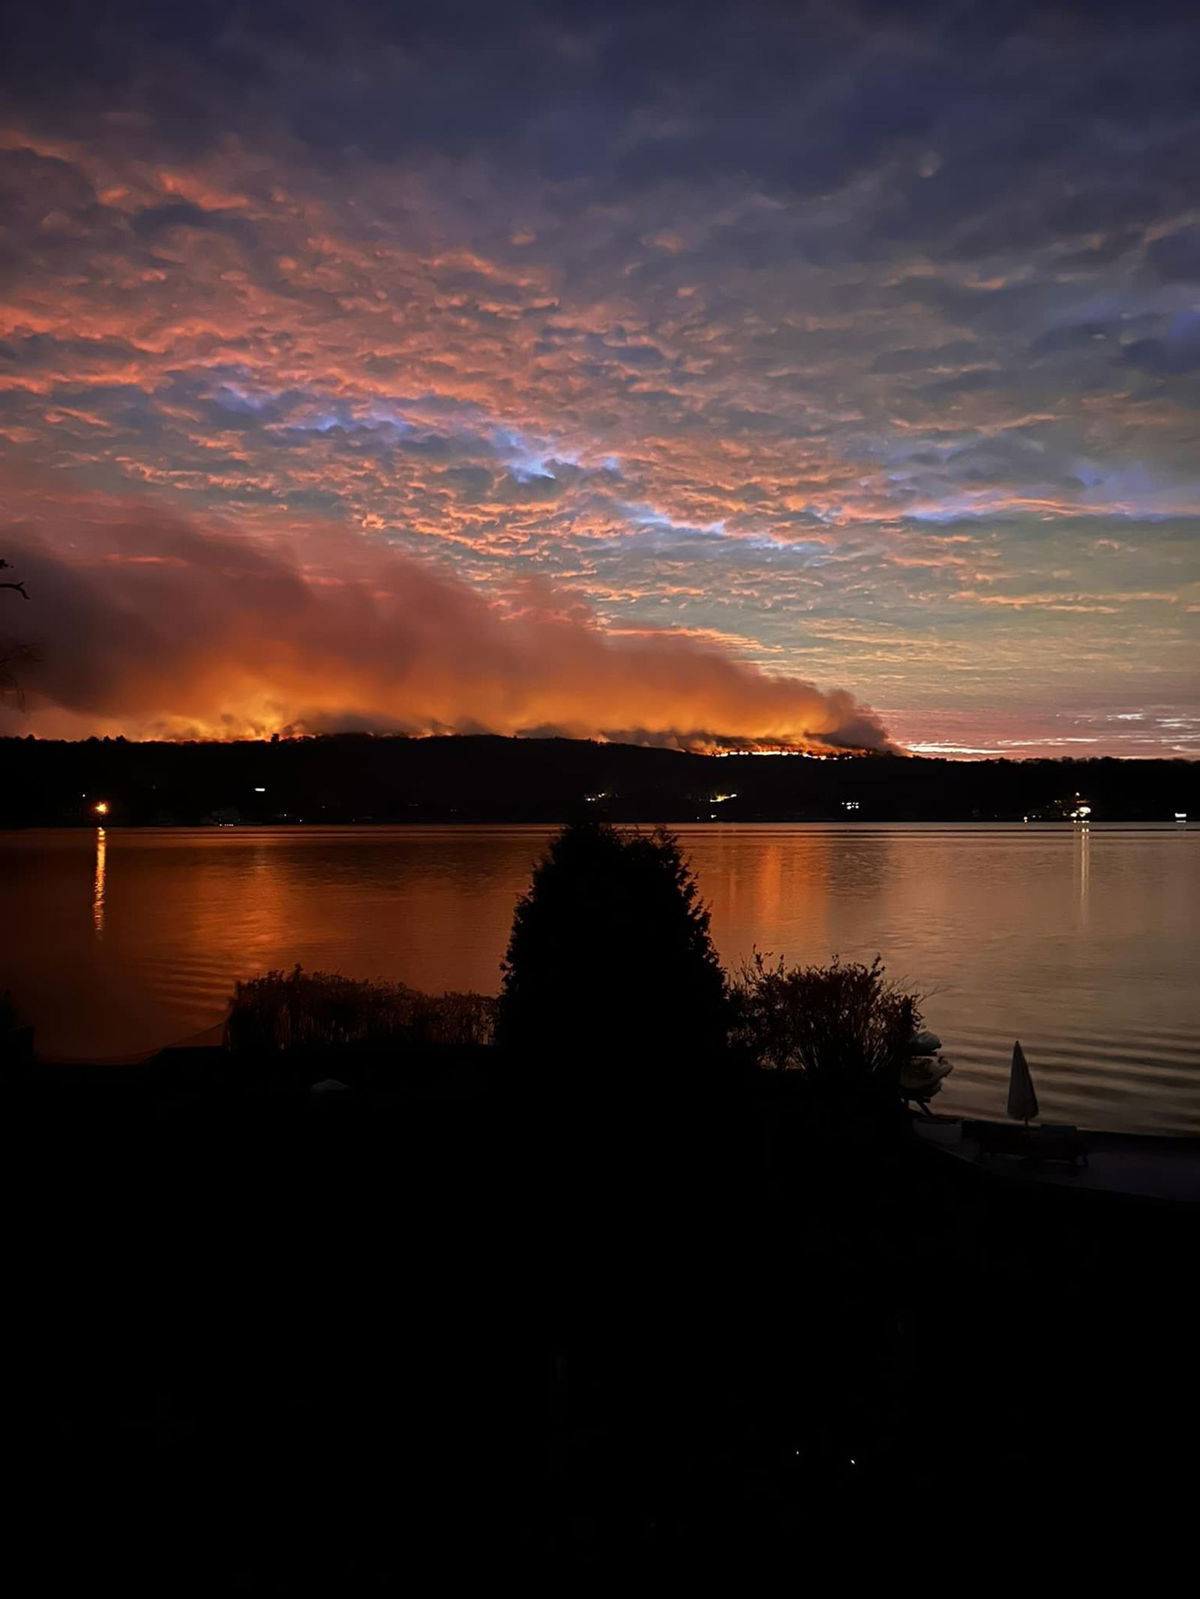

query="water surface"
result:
[1,823,1196,1132]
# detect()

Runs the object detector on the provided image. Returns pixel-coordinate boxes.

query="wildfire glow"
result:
[6,506,893,754]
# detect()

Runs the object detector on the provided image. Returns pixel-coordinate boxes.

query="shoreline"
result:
[4,734,1195,830]
[13,1044,1200,1201]
[4,816,1198,829]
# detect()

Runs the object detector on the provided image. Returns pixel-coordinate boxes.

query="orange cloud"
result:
[3,500,893,751]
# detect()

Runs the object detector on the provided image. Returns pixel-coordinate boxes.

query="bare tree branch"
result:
[2,560,33,701]
[2,559,29,598]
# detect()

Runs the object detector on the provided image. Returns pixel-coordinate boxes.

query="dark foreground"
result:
[6,1049,1197,1587]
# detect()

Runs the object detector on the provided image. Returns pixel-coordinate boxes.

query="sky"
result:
[1,0,1197,757]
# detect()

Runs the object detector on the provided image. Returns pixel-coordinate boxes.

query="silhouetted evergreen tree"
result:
[497,821,728,1071]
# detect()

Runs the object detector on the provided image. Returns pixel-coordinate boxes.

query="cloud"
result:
[1146,225,1200,283]
[0,1,1197,756]
[2,502,892,750]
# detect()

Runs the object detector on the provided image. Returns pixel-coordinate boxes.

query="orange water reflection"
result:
[92,827,106,937]
[0,824,1196,1130]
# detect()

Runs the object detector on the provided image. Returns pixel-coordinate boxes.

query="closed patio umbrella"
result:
[1007,1040,1039,1124]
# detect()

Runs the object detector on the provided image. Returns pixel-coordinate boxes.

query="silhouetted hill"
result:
[1,733,1195,825]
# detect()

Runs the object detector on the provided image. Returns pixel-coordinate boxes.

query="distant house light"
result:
[254,787,266,793]
[843,800,860,812]
[92,801,110,817]
[1176,812,1188,823]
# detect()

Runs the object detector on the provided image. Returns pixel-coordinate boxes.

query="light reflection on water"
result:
[0,823,1196,1134]
[92,827,106,937]
[1075,821,1090,931]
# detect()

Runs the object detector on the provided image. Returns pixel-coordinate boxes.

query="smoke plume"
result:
[2,507,892,751]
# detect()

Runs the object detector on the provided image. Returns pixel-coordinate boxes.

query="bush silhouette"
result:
[226,965,496,1051]
[497,821,728,1071]
[730,953,919,1118]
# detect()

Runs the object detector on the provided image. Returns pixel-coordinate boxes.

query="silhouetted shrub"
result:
[416,989,499,1047]
[496,821,728,1069]
[225,965,496,1051]
[730,954,919,1112]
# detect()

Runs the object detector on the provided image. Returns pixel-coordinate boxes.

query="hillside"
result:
[2,734,1195,826]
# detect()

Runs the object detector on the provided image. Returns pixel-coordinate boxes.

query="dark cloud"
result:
[871,341,980,375]
[1120,318,1200,376]
[1146,226,1200,284]
[1029,323,1112,358]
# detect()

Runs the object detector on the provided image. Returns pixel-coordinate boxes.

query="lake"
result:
[1,823,1196,1133]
